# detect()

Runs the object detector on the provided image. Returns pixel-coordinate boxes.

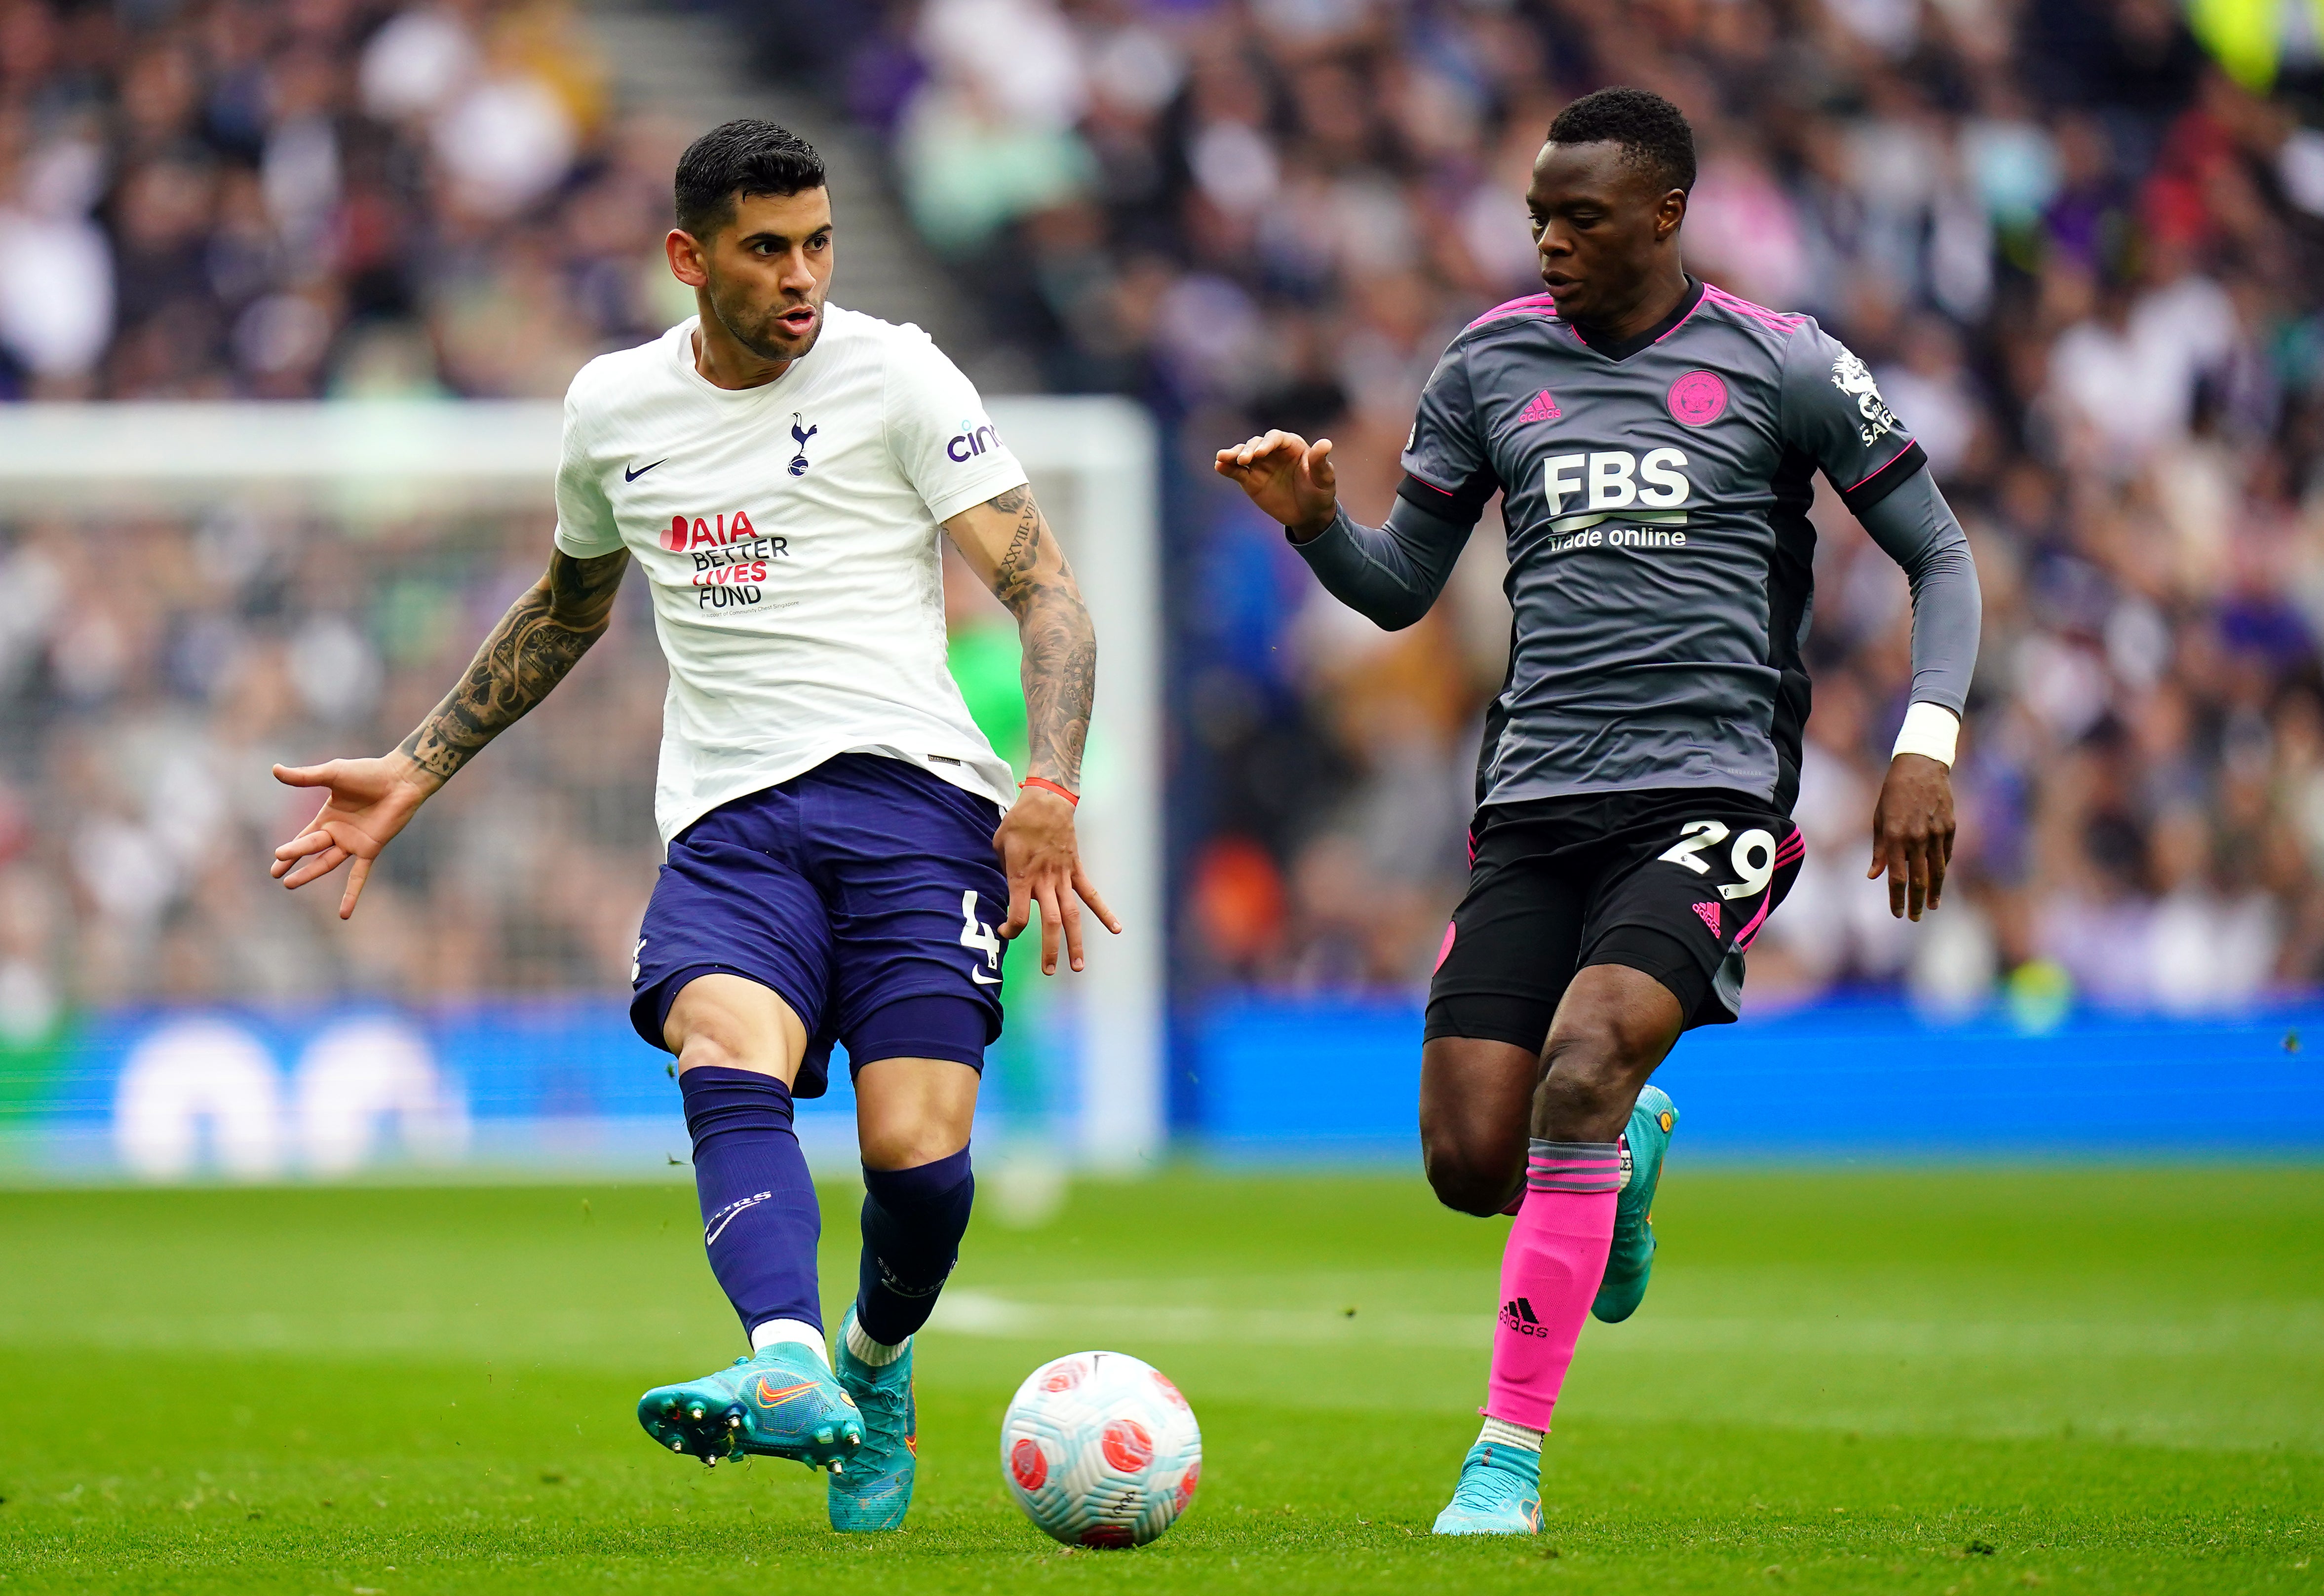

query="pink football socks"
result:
[1483,1139,1622,1433]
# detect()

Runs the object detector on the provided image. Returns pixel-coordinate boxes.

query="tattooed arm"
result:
[398,548,631,782]
[942,485,1120,973]
[945,485,1096,789]
[270,548,631,919]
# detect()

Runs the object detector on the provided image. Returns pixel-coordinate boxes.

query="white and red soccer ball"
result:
[1000,1350,1201,1548]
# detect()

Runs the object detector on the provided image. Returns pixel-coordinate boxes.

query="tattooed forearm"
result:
[397,548,630,785]
[981,486,1097,789]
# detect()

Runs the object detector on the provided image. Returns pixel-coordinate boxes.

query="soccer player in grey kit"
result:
[1218,87,1981,1533]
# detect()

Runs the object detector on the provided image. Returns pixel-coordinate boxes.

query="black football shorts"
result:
[1424,788,1804,1053]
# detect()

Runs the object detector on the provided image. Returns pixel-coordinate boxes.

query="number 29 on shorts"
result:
[1657,820,1777,901]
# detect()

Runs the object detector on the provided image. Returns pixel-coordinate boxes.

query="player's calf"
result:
[827,1141,973,1530]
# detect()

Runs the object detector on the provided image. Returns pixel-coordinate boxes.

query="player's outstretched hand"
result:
[993,785,1122,975]
[270,755,436,920]
[1214,429,1339,539]
[1868,753,1955,921]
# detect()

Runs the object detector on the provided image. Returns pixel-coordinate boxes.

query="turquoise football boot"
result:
[1431,1439,1543,1535]
[1592,1084,1678,1324]
[636,1340,863,1471]
[827,1307,916,1532]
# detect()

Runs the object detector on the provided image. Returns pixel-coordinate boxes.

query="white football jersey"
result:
[553,306,1027,841]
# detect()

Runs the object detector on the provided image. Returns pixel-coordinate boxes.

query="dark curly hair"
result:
[674,120,827,240]
[1546,87,1697,195]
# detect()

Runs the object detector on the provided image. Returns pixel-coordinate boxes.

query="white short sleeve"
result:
[552,381,623,558]
[883,331,1029,524]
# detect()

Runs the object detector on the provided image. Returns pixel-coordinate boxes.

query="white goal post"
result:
[0,397,1165,1171]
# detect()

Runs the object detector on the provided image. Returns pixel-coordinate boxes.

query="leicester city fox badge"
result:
[1829,348,1901,447]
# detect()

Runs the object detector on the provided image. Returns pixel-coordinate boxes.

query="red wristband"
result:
[1020,776,1079,806]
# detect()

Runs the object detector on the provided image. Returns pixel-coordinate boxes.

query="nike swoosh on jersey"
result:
[624,458,668,481]
[971,969,1002,985]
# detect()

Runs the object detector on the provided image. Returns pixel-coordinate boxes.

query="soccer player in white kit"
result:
[269,121,1117,1532]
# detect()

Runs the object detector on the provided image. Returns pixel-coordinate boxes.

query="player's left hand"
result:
[993,785,1121,974]
[1868,754,1955,921]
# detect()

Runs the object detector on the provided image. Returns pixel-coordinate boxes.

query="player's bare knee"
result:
[860,1120,969,1172]
[1426,1164,1514,1217]
[856,1055,979,1170]
[673,1025,746,1075]
[670,1006,781,1079]
[1422,1133,1522,1216]
[1536,1028,1654,1139]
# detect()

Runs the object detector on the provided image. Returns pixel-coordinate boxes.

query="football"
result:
[999,1350,1203,1548]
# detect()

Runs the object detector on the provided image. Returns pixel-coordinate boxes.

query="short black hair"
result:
[674,119,827,239]
[1546,87,1696,195]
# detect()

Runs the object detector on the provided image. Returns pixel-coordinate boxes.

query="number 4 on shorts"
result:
[959,889,1004,983]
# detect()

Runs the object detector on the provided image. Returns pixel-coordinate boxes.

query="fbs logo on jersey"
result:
[1542,449,1690,516]
[946,420,1003,462]
[788,414,816,477]
[1830,349,1900,447]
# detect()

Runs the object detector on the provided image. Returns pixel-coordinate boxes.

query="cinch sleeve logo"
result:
[946,420,1002,461]
[1829,349,1901,446]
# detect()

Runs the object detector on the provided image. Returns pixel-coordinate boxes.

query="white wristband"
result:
[1891,702,1960,767]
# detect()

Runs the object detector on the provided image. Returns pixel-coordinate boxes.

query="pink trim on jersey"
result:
[1651,290,1710,345]
[1700,283,1808,334]
[1406,474,1457,498]
[1466,292,1559,330]
[1845,443,1916,494]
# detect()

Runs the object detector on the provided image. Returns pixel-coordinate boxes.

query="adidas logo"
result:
[1691,901,1721,937]
[1516,388,1561,424]
[1499,1297,1551,1338]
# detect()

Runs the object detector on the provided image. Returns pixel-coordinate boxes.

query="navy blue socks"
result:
[680,1064,977,1359]
[855,1146,974,1348]
[678,1064,823,1345]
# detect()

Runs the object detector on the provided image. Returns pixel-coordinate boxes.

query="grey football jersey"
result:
[1400,279,1926,813]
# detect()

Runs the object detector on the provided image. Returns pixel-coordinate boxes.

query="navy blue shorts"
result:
[630,754,1011,1098]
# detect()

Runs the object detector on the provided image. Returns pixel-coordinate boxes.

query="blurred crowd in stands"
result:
[0,502,669,1038]
[9,0,2324,1029]
[0,0,685,398]
[755,0,2324,1015]
[0,0,689,1041]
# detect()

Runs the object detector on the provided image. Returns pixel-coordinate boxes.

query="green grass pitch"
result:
[0,1165,2317,1594]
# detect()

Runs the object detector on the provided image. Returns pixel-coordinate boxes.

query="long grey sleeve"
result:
[1856,467,1982,715]
[1287,495,1475,631]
